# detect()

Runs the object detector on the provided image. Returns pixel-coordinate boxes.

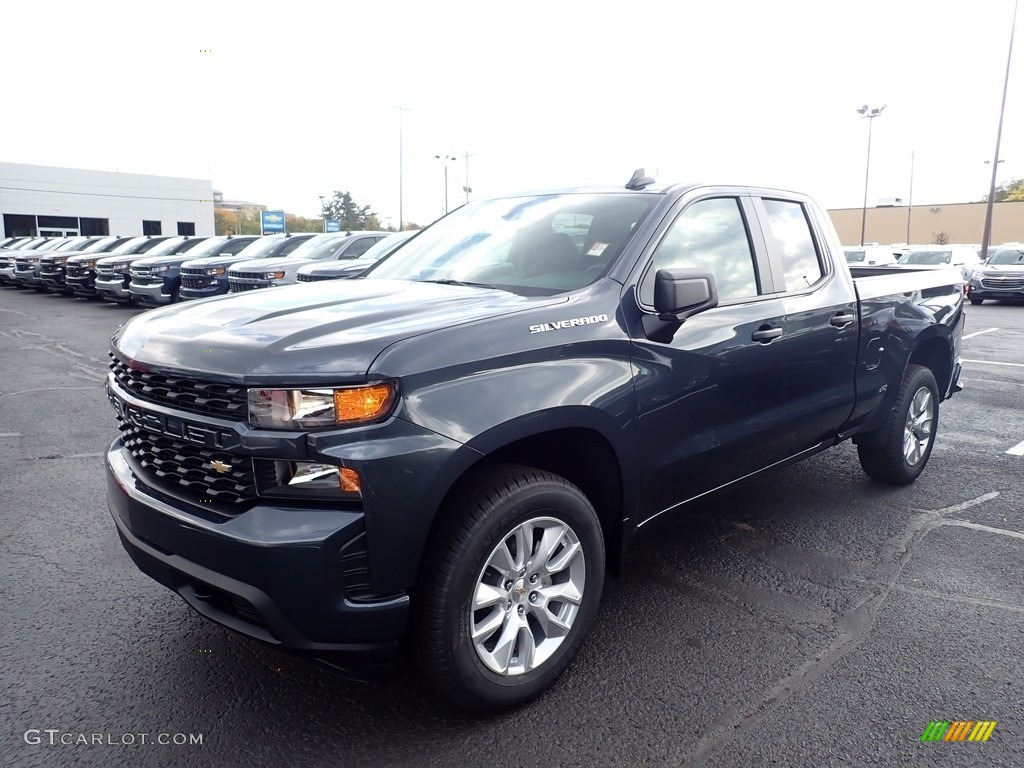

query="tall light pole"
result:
[393,106,410,230]
[857,103,887,247]
[435,154,457,214]
[319,195,327,232]
[981,0,1018,260]
[461,151,476,203]
[906,151,915,244]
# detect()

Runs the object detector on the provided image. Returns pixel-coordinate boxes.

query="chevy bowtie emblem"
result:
[210,460,231,474]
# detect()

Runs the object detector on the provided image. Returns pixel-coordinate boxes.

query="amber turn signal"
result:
[333,383,395,423]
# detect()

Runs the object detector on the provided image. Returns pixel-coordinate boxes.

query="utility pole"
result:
[981,0,1018,261]
[857,104,887,247]
[462,151,476,203]
[906,151,914,244]
[435,154,457,215]
[393,106,410,230]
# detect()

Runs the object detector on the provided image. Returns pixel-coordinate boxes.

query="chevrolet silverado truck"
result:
[129,235,255,306]
[178,233,316,301]
[67,236,168,298]
[39,235,135,294]
[105,177,964,711]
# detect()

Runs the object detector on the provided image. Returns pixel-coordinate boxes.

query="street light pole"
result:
[857,104,887,247]
[906,151,915,244]
[462,151,476,203]
[981,0,1018,261]
[393,106,410,230]
[319,195,327,233]
[434,154,456,214]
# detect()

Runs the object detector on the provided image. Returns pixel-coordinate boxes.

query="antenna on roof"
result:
[625,168,656,190]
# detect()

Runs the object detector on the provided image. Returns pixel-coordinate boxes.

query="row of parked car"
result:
[0,229,418,305]
[842,242,1024,305]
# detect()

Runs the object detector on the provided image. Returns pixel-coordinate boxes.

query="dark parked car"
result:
[95,237,207,304]
[179,234,315,300]
[12,237,93,289]
[67,236,169,299]
[104,178,963,711]
[228,231,390,292]
[40,236,134,294]
[130,235,254,305]
[0,238,54,285]
[294,231,417,282]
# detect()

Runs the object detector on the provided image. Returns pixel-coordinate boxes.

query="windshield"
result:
[898,250,952,265]
[367,194,656,294]
[231,236,289,260]
[108,237,165,256]
[54,237,95,252]
[283,234,354,261]
[178,237,231,259]
[987,249,1024,265]
[844,249,865,263]
[35,239,68,252]
[79,236,123,254]
[137,237,192,257]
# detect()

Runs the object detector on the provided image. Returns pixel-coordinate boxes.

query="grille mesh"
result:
[109,353,249,420]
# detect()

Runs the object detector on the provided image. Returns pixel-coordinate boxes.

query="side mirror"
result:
[653,268,718,320]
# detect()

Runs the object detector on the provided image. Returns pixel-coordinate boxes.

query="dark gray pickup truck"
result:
[104,177,964,711]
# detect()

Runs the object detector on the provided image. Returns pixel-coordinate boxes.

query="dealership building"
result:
[0,162,215,239]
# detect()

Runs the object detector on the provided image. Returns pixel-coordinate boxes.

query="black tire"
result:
[857,364,939,485]
[969,296,983,305]
[413,464,604,711]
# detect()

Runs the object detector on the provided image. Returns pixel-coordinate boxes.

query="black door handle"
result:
[751,326,783,343]
[830,312,856,327]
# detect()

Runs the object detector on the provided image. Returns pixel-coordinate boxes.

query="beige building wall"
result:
[828,200,1024,246]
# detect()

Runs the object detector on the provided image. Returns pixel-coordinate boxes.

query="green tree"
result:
[401,222,423,231]
[982,178,1024,202]
[320,191,378,231]
[285,214,325,233]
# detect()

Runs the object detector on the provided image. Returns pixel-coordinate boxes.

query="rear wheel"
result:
[857,364,939,485]
[413,464,604,711]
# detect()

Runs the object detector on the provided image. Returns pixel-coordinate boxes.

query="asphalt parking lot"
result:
[2,289,1023,768]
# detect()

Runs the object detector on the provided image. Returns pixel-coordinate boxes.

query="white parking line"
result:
[962,327,999,340]
[1006,440,1024,457]
[963,359,1024,368]
[939,520,1024,541]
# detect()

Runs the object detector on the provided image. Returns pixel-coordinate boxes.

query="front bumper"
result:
[67,272,98,295]
[95,276,133,303]
[0,265,16,285]
[179,282,228,300]
[13,267,40,287]
[39,268,71,292]
[969,283,1024,300]
[130,279,175,305]
[107,442,408,656]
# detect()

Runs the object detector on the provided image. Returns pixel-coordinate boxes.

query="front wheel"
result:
[413,464,604,711]
[857,364,939,485]
[969,296,983,305]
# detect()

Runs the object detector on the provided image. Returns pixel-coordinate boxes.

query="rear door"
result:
[749,195,859,451]
[626,191,796,519]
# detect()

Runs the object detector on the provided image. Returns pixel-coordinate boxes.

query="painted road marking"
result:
[963,359,1024,368]
[940,520,1024,541]
[0,432,22,438]
[1006,439,1024,456]
[962,327,999,340]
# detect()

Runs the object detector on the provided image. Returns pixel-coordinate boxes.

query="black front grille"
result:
[40,266,65,277]
[109,353,249,420]
[181,268,210,289]
[131,274,163,286]
[231,271,266,281]
[14,258,32,270]
[67,264,89,277]
[228,281,266,292]
[118,419,259,507]
[297,273,335,282]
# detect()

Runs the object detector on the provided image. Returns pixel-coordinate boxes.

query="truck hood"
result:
[113,279,565,382]
[132,253,199,268]
[979,263,1024,274]
[301,258,375,276]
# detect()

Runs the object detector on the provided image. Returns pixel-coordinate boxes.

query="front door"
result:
[627,194,796,522]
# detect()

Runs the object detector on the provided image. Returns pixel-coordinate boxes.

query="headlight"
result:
[206,266,225,276]
[150,265,170,274]
[247,383,397,429]
[264,271,286,280]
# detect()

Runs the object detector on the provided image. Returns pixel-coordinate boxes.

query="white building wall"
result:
[0,162,215,237]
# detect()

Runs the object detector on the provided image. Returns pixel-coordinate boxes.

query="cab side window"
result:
[221,238,256,256]
[760,199,824,291]
[640,197,760,306]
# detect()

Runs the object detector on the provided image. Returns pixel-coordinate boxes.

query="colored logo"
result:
[920,720,996,742]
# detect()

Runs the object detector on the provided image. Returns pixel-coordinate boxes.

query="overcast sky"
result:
[4,0,1021,226]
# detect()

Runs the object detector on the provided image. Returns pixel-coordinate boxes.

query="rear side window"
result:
[760,199,824,291]
[346,236,383,257]
[641,197,760,305]
[221,238,257,256]
[277,236,313,256]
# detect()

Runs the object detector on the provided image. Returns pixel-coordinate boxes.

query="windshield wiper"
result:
[420,278,499,290]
